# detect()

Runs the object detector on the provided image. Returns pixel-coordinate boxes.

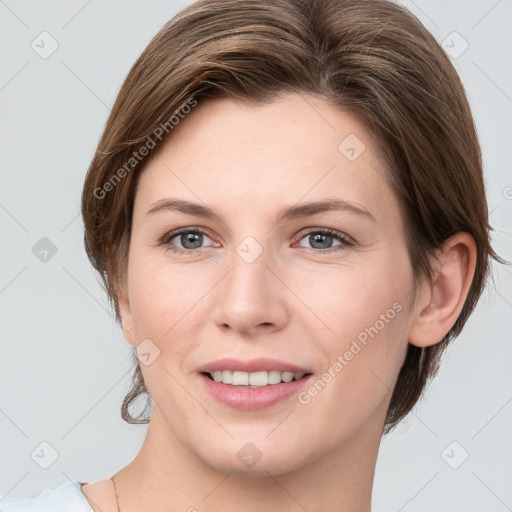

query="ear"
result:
[408,232,477,348]
[117,277,137,348]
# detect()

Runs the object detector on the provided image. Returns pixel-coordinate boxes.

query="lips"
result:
[197,357,311,374]
[197,357,313,410]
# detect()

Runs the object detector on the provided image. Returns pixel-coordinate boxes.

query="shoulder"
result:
[0,481,93,512]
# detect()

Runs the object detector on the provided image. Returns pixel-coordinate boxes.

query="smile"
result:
[205,370,309,387]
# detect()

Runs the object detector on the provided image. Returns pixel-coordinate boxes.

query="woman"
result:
[1,0,504,510]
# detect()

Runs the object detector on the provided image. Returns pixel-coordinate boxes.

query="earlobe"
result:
[408,232,477,348]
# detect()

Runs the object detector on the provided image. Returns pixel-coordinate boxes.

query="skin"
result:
[82,93,476,512]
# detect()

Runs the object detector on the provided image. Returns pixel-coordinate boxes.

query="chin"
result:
[192,433,319,478]
[201,448,306,477]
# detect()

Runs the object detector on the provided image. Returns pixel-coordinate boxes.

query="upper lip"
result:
[198,357,311,374]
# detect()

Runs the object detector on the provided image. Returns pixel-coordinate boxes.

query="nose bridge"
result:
[228,234,274,305]
[212,233,288,334]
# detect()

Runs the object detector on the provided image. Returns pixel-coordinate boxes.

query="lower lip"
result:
[199,373,313,411]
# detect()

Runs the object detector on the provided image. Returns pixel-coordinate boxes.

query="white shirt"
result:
[0,481,93,512]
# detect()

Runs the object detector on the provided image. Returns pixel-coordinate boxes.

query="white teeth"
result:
[249,371,268,386]
[268,370,282,385]
[281,372,294,383]
[232,371,249,386]
[208,370,308,387]
[221,370,233,384]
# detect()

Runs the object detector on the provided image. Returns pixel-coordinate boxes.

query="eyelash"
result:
[160,227,353,255]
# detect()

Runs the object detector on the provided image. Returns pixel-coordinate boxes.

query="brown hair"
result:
[81,0,506,435]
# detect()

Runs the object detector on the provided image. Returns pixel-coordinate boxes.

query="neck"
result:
[111,405,385,512]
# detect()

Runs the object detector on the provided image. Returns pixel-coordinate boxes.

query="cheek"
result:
[127,252,214,359]
[297,296,409,443]
[296,249,411,402]
[301,250,410,341]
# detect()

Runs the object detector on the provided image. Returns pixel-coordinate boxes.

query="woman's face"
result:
[119,93,417,475]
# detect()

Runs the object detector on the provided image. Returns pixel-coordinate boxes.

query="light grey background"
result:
[0,1,511,511]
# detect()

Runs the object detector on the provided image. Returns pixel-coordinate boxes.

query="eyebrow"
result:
[145,197,376,223]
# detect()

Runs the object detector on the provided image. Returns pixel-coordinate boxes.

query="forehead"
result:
[134,93,400,227]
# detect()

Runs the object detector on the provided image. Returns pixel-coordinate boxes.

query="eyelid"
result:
[161,225,354,255]
[160,226,216,247]
[295,226,354,244]
[293,227,354,253]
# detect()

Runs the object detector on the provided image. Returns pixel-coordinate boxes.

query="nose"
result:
[211,243,289,338]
